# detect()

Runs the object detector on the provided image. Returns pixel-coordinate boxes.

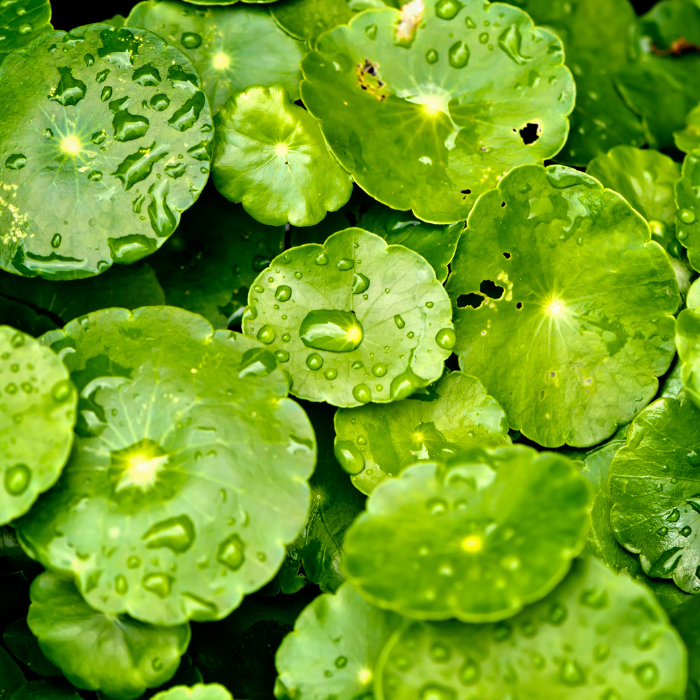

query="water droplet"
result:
[18,22,32,35]
[275,285,292,302]
[142,573,172,599]
[143,515,196,553]
[593,644,610,662]
[435,0,463,19]
[365,23,377,40]
[334,440,365,474]
[459,657,480,685]
[10,334,23,349]
[252,254,270,271]
[257,325,275,344]
[688,451,700,466]
[429,643,451,663]
[100,85,112,102]
[181,32,202,49]
[51,234,62,249]
[275,350,290,363]
[335,655,348,668]
[448,40,470,68]
[667,508,680,522]
[435,328,456,349]
[49,66,86,106]
[559,659,585,686]
[127,556,141,569]
[579,585,608,609]
[353,384,372,404]
[657,526,668,536]
[390,367,423,400]
[115,575,128,595]
[419,683,455,700]
[634,662,658,689]
[253,284,264,293]
[4,464,30,495]
[681,526,692,537]
[679,209,696,225]
[306,353,323,371]
[324,368,338,380]
[5,154,26,170]
[300,310,363,352]
[151,94,170,111]
[315,253,328,265]
[425,48,439,64]
[426,497,447,515]
[394,315,406,329]
[352,272,370,294]
[372,363,387,377]
[548,602,567,625]
[281,333,291,342]
[152,657,163,671]
[217,534,245,571]
[52,380,72,403]
[337,257,354,271]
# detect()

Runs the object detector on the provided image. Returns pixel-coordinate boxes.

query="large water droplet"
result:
[337,258,354,271]
[435,328,456,349]
[679,209,696,225]
[5,154,26,170]
[143,515,196,553]
[435,0,463,19]
[394,314,406,329]
[142,573,173,599]
[132,63,162,86]
[300,310,364,353]
[353,384,372,404]
[217,534,245,571]
[634,662,658,689]
[334,440,365,474]
[49,66,87,106]
[448,40,470,68]
[390,367,423,400]
[4,464,30,495]
[688,451,700,467]
[352,273,370,295]
[151,94,170,111]
[275,285,292,302]
[257,325,275,344]
[372,363,387,377]
[181,32,202,49]
[559,659,585,686]
[306,353,323,371]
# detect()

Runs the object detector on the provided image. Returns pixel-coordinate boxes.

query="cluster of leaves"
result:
[3,0,700,698]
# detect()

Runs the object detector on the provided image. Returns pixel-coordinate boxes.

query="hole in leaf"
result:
[457,293,484,309]
[516,302,523,309]
[479,280,504,300]
[503,252,511,259]
[519,122,540,145]
[461,189,471,194]
[501,201,506,207]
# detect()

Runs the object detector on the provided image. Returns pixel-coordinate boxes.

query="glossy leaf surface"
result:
[0,0,51,66]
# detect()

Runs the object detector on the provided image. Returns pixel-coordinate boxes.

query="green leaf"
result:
[149,186,285,329]
[275,583,401,700]
[0,0,52,66]
[511,0,644,166]
[0,24,213,280]
[10,681,81,700]
[3,618,60,677]
[335,371,510,495]
[242,228,454,407]
[675,152,700,272]
[343,446,591,622]
[0,327,77,526]
[126,2,304,112]
[616,0,700,150]
[151,686,232,700]
[270,0,353,46]
[0,263,165,326]
[0,527,33,575]
[189,587,318,700]
[574,434,691,611]
[359,203,462,283]
[610,392,700,594]
[669,595,700,698]
[0,297,57,338]
[27,571,191,699]
[213,86,352,227]
[677,279,700,405]
[16,307,315,626]
[0,647,25,700]
[674,102,700,153]
[288,400,365,592]
[447,164,679,448]
[300,2,575,223]
[377,557,687,700]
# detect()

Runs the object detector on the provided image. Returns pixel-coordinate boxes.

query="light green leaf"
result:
[300,2,575,223]
[674,102,700,154]
[0,327,77,526]
[335,371,510,495]
[447,164,679,448]
[242,228,454,407]
[28,571,190,700]
[511,0,643,166]
[675,152,700,272]
[275,583,401,700]
[377,557,687,700]
[213,86,352,227]
[0,0,51,66]
[0,24,212,280]
[151,686,232,700]
[616,0,700,150]
[610,392,700,594]
[0,263,165,326]
[270,0,353,46]
[148,186,285,329]
[126,1,304,112]
[343,446,591,622]
[16,307,315,626]
[677,278,700,406]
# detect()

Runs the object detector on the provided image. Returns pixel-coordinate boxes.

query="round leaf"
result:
[0,0,51,66]
[270,0,353,46]
[126,2,304,112]
[275,582,401,700]
[610,392,700,594]
[27,571,190,700]
[242,228,454,407]
[0,647,25,699]
[16,307,315,626]
[447,164,679,448]
[675,102,700,154]
[343,446,591,622]
[377,557,687,700]
[148,186,285,329]
[335,371,510,495]
[0,24,213,280]
[300,2,574,223]
[151,686,231,700]
[213,86,352,227]
[675,152,700,272]
[511,0,644,166]
[0,327,77,526]
[3,618,60,677]
[677,278,700,406]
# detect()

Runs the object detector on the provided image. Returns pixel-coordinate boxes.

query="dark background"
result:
[51,0,660,31]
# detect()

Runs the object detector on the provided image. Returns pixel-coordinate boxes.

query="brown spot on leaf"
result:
[356,59,388,101]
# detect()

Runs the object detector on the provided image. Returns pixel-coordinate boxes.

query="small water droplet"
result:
[365,23,377,40]
[217,534,245,571]
[679,209,696,225]
[334,655,348,668]
[51,234,62,248]
[115,575,128,595]
[353,384,372,404]
[181,32,202,49]
[394,314,405,329]
[337,257,354,271]
[275,349,290,363]
[142,573,173,598]
[634,662,658,689]
[688,451,700,466]
[275,285,292,302]
[334,440,365,474]
[681,526,692,537]
[324,368,338,380]
[372,363,387,377]
[306,353,323,371]
[559,658,585,686]
[257,325,275,344]
[10,333,24,349]
[18,22,32,35]
[4,464,30,495]
[52,380,72,403]
[315,253,328,265]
